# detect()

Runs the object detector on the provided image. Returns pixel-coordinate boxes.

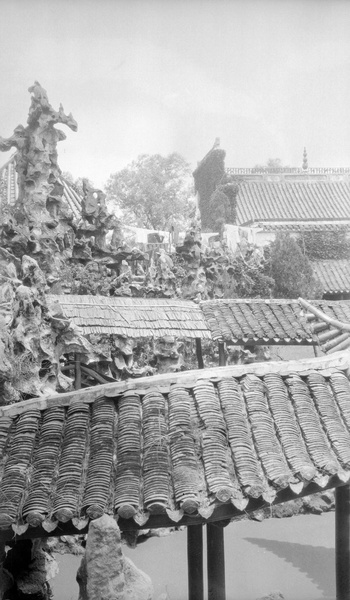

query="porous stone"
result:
[0,542,13,600]
[77,514,153,600]
[3,539,58,599]
[123,555,153,600]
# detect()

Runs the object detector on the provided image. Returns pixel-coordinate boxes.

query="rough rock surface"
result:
[123,556,153,600]
[0,81,77,285]
[3,539,58,599]
[0,82,275,388]
[0,542,13,600]
[77,514,153,600]
[0,251,94,403]
[248,490,335,522]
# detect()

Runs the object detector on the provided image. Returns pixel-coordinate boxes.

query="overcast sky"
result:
[1,0,350,187]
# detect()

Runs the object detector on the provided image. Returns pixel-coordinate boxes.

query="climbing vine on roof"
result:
[193,148,226,230]
[297,229,350,260]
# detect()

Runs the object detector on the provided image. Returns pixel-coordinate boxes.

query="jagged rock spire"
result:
[302,147,308,170]
[0,82,79,285]
[0,82,77,231]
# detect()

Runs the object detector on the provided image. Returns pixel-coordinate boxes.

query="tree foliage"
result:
[193,148,226,231]
[265,233,321,299]
[254,158,288,169]
[208,177,239,233]
[230,252,274,298]
[105,153,195,230]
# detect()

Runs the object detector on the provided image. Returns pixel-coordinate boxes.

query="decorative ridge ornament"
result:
[302,147,308,170]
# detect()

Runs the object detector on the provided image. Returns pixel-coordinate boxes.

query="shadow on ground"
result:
[245,537,335,599]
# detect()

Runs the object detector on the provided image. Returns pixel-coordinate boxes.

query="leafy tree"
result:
[254,158,288,169]
[229,252,274,298]
[265,233,321,299]
[105,153,195,230]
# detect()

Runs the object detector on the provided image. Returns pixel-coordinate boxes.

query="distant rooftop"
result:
[312,260,350,296]
[194,142,350,228]
[227,166,350,176]
[47,295,211,340]
[235,180,350,225]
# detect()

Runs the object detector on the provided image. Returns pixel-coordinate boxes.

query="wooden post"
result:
[75,353,81,390]
[190,341,204,599]
[336,484,350,600]
[218,343,226,367]
[187,524,204,600]
[196,338,204,369]
[207,522,226,600]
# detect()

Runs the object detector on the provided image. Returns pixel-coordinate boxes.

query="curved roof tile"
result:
[47,295,211,339]
[0,352,350,538]
[237,181,350,225]
[300,298,350,354]
[313,260,350,294]
[200,298,313,344]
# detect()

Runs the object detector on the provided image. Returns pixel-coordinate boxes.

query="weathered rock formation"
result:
[77,514,153,600]
[0,249,94,403]
[247,490,335,526]
[0,82,77,286]
[0,543,12,600]
[0,82,144,297]
[0,83,269,308]
[2,539,58,599]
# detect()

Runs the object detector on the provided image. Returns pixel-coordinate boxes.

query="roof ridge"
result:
[1,350,349,417]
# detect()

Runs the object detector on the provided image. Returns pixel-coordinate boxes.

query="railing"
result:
[226,167,350,175]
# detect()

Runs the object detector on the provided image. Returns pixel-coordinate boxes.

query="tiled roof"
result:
[0,154,82,218]
[201,298,350,345]
[201,299,311,344]
[0,352,350,538]
[236,181,350,225]
[201,298,323,344]
[313,260,350,294]
[258,222,350,232]
[300,298,350,354]
[47,295,212,339]
[49,295,350,345]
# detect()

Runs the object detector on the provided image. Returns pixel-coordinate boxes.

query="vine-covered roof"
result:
[0,352,350,539]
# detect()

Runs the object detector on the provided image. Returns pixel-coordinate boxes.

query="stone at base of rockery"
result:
[77,514,153,600]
